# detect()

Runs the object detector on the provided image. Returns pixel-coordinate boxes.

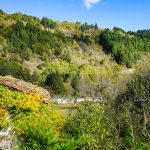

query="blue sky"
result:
[0,0,150,31]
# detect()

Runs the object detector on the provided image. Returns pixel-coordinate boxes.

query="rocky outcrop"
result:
[0,127,12,150]
[0,136,12,150]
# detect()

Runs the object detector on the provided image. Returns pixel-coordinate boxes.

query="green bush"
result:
[64,101,118,149]
[15,106,65,150]
[45,72,66,95]
[61,51,72,62]
[115,68,150,149]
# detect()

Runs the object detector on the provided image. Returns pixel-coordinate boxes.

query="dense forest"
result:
[0,9,150,149]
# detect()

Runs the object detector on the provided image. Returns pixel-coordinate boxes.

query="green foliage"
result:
[40,61,105,97]
[71,74,80,98]
[0,58,31,81]
[1,9,150,150]
[128,29,150,40]
[0,109,9,129]
[54,48,62,56]
[0,9,5,15]
[0,85,66,149]
[14,106,65,150]
[79,22,98,31]
[1,66,150,149]
[114,67,150,149]
[9,20,69,59]
[99,28,150,67]
[0,86,41,112]
[64,101,117,149]
[61,51,72,62]
[45,72,66,95]
[41,17,57,29]
[73,33,97,45]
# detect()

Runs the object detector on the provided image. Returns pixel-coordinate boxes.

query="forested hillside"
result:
[0,9,150,149]
[0,9,150,97]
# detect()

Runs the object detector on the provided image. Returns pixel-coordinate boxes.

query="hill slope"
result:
[0,9,150,97]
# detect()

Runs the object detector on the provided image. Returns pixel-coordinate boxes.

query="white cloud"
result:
[84,0,102,9]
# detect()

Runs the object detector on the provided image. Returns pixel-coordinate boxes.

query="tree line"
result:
[99,28,150,67]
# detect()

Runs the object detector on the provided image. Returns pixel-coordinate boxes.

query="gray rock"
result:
[0,136,12,150]
[0,127,12,150]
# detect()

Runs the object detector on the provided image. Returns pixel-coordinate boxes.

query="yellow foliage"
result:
[0,108,6,115]
[72,40,77,46]
[0,86,42,111]
[0,108,8,128]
